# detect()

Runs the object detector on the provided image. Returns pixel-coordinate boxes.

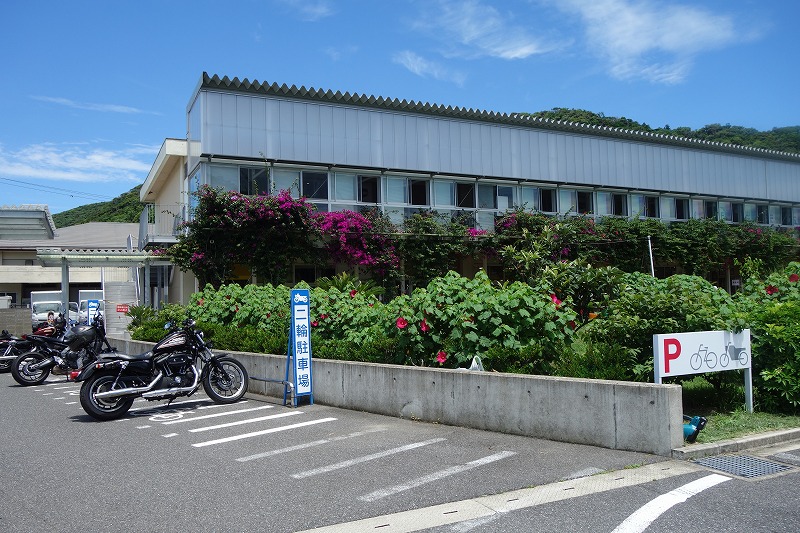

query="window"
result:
[598,192,627,216]
[794,208,800,227]
[208,164,238,191]
[477,184,496,209]
[385,177,429,207]
[781,207,792,226]
[675,199,689,220]
[456,183,475,208]
[704,201,718,220]
[410,179,429,206]
[540,189,556,212]
[360,176,380,203]
[644,196,659,218]
[496,186,515,211]
[273,169,300,196]
[691,200,705,219]
[744,204,757,222]
[577,191,594,214]
[433,180,455,207]
[302,171,328,200]
[520,187,538,211]
[731,203,744,223]
[757,204,768,224]
[239,167,269,195]
[718,202,732,222]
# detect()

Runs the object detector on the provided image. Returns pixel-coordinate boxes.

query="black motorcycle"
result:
[76,319,248,421]
[10,313,113,386]
[0,330,32,373]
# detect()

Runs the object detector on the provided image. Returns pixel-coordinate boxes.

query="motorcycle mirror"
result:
[164,321,172,330]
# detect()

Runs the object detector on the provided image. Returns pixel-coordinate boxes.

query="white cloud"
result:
[393,51,466,87]
[324,45,359,62]
[0,142,156,185]
[557,0,744,84]
[417,0,562,60]
[31,96,159,115]
[279,0,334,22]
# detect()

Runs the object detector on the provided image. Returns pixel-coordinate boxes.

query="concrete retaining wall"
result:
[110,337,684,456]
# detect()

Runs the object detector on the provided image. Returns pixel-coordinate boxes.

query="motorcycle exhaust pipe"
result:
[141,366,201,399]
[93,372,163,400]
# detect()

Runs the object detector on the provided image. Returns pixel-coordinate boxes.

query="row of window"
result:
[204,164,800,228]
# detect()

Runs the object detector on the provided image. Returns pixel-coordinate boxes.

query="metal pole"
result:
[647,235,655,277]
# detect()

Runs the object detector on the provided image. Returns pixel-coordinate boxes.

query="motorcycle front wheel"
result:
[80,373,135,421]
[203,357,248,404]
[11,351,51,386]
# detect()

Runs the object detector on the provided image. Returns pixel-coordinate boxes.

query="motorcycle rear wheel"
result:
[80,373,135,421]
[11,351,50,386]
[203,357,248,404]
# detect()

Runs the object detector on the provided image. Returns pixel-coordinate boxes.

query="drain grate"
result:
[693,455,793,478]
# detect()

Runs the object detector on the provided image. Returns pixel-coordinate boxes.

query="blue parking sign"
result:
[287,289,313,405]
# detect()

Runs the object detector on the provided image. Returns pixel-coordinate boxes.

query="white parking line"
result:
[611,473,731,533]
[359,451,516,502]
[161,405,273,425]
[163,433,179,438]
[188,411,301,433]
[293,438,447,479]
[192,417,337,448]
[236,427,388,462]
[128,398,219,412]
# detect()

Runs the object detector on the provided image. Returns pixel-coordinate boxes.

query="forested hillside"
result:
[517,108,800,154]
[52,184,144,228]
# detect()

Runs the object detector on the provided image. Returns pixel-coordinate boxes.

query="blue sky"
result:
[2,0,798,215]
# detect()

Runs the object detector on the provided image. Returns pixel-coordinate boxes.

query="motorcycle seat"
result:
[113,351,153,361]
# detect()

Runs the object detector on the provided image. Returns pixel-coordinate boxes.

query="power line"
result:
[0,177,117,202]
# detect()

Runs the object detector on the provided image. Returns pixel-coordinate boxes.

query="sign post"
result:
[653,329,752,412]
[87,299,100,324]
[286,289,313,407]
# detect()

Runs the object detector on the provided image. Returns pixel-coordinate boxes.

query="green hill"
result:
[53,184,144,228]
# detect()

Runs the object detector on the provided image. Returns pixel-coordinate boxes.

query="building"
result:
[140,73,800,301]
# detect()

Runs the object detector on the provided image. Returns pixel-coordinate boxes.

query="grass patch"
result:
[677,376,800,444]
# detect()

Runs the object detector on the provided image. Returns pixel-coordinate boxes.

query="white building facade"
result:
[141,73,800,298]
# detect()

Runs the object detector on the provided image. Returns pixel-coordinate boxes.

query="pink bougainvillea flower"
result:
[311,321,319,327]
[789,274,799,283]
[197,298,204,306]
[550,294,562,308]
[350,289,357,298]
[396,317,408,329]
[436,350,447,364]
[319,313,328,320]
[420,318,429,332]
[765,285,780,295]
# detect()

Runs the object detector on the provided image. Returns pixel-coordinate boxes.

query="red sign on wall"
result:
[116,304,129,313]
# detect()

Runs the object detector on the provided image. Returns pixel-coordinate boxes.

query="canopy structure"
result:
[36,248,173,307]
[0,205,56,240]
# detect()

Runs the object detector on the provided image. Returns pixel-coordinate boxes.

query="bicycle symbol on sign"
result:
[690,344,718,371]
[719,342,749,368]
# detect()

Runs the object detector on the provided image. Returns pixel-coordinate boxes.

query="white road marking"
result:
[192,417,337,448]
[65,402,77,405]
[359,451,516,502]
[42,392,54,396]
[162,433,179,438]
[293,438,447,479]
[188,411,301,433]
[161,405,273,425]
[236,427,388,462]
[297,461,703,533]
[53,397,64,400]
[611,473,731,533]
[136,425,151,429]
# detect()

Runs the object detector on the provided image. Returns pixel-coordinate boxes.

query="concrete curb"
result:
[672,427,800,460]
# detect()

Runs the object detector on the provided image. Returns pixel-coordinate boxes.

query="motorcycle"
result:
[0,330,32,373]
[10,313,114,386]
[75,318,248,421]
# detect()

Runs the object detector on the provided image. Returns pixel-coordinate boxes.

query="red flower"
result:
[765,285,780,295]
[350,289,357,298]
[420,318,430,332]
[319,313,328,320]
[550,294,562,308]
[197,298,204,306]
[311,321,319,327]
[436,351,447,364]
[396,317,408,329]
[789,274,799,283]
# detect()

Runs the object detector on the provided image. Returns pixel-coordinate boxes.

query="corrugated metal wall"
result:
[197,91,800,203]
